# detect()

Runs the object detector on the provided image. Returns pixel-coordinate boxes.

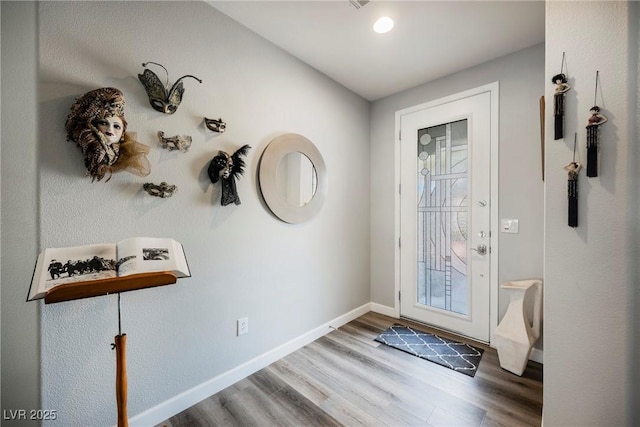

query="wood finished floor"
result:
[159,312,543,427]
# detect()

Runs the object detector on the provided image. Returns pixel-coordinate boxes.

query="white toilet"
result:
[493,279,542,376]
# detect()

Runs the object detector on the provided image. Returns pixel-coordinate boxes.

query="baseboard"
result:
[370,302,397,318]
[129,303,372,427]
[530,347,544,364]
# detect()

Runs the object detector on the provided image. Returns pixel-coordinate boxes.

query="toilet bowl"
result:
[493,279,542,376]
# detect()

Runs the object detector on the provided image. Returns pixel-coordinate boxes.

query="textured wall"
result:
[33,1,370,425]
[1,2,40,426]
[544,1,639,425]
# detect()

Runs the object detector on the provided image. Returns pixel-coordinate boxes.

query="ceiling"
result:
[208,1,545,101]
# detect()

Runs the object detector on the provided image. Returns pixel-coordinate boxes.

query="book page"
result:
[31,243,117,299]
[117,237,189,277]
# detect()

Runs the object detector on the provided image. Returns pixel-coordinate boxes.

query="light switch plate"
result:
[501,219,519,233]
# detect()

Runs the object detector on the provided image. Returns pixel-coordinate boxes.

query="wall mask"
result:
[65,87,150,182]
[205,117,226,133]
[138,62,202,114]
[143,182,177,198]
[207,145,251,206]
[157,131,192,153]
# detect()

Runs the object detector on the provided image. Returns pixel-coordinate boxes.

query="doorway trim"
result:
[394,82,499,344]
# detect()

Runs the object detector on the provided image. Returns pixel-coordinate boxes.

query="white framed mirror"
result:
[259,133,327,224]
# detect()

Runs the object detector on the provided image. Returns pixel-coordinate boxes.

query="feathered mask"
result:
[138,62,202,114]
[207,145,251,206]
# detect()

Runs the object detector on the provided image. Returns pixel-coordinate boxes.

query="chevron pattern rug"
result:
[374,324,484,377]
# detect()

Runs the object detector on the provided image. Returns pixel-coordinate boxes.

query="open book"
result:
[28,237,190,301]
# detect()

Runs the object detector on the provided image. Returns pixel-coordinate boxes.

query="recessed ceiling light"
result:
[373,16,394,34]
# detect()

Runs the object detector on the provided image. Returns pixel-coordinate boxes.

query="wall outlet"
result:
[237,317,249,336]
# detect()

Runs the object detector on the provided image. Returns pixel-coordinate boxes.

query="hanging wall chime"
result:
[552,53,571,140]
[565,134,581,228]
[586,71,608,177]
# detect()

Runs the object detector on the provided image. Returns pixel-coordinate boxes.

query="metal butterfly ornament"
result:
[138,62,202,114]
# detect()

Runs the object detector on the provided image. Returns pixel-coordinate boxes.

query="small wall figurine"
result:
[586,106,608,177]
[65,87,150,182]
[138,62,202,114]
[585,71,607,178]
[207,145,251,206]
[552,73,571,140]
[205,117,226,133]
[157,131,192,153]
[565,160,582,227]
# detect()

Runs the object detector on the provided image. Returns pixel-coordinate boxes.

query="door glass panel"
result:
[416,119,468,315]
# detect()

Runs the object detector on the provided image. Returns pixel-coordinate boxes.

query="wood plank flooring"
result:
[159,312,542,427]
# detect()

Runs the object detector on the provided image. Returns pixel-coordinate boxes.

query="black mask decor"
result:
[207,145,251,206]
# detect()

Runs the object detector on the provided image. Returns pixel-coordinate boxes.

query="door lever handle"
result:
[471,244,487,256]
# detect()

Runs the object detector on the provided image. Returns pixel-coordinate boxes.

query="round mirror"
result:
[276,152,317,207]
[259,134,327,224]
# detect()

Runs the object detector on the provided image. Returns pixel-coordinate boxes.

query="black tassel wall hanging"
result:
[586,71,608,177]
[565,134,581,228]
[552,53,571,140]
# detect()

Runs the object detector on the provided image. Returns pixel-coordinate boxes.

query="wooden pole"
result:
[115,333,128,427]
[540,95,545,181]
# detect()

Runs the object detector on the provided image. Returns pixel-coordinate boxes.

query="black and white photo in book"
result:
[28,237,190,301]
[40,244,118,290]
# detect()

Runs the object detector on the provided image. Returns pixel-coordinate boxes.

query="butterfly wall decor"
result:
[138,62,202,114]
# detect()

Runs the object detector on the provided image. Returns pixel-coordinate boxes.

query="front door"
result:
[398,84,496,342]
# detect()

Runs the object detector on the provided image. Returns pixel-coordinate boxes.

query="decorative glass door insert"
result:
[417,120,468,315]
[399,85,494,342]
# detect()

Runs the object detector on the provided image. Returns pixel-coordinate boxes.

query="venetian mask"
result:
[138,62,202,114]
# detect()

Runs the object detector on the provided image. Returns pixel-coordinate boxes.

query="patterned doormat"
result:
[374,324,484,377]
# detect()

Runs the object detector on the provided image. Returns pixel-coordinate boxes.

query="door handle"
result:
[471,244,487,256]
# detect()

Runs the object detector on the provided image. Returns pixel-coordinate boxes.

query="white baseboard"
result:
[530,347,544,364]
[370,302,397,318]
[129,303,372,427]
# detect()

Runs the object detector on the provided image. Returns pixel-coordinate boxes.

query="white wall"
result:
[3,2,371,425]
[1,3,40,426]
[544,1,639,425]
[370,44,545,344]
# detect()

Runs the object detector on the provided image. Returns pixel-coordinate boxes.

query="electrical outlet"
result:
[237,317,248,336]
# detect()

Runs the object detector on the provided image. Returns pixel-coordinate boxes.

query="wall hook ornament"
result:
[65,87,151,182]
[138,62,202,114]
[552,53,571,140]
[205,117,226,133]
[586,71,607,178]
[207,145,251,206]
